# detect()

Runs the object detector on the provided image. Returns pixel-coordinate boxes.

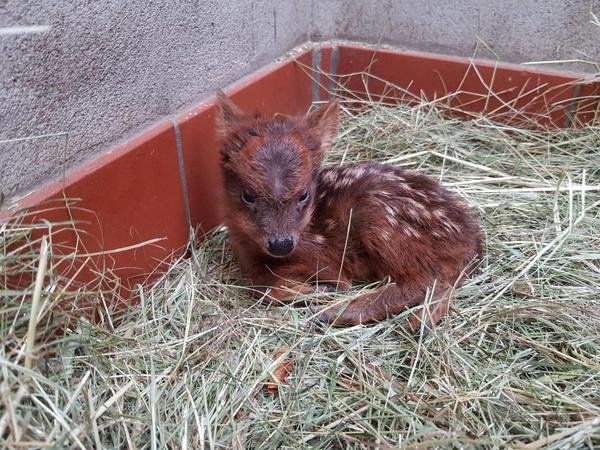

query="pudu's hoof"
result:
[305,303,332,332]
[313,284,338,294]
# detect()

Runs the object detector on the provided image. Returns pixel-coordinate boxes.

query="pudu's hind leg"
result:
[317,283,452,333]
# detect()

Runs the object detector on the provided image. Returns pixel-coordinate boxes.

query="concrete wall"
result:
[2,0,598,202]
[320,0,600,72]
[0,1,315,202]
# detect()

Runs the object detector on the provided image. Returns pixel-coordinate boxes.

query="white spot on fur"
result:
[312,234,326,244]
[403,226,421,238]
[325,219,337,231]
[443,221,461,233]
[384,204,398,226]
[403,197,430,219]
[380,172,403,183]
[403,206,421,221]
[377,190,394,199]
[322,171,337,183]
[380,229,393,242]
[366,166,383,176]
[338,176,355,188]
[349,167,366,179]
[404,197,425,210]
[433,209,447,220]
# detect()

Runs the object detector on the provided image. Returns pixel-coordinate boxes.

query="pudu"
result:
[216,92,482,331]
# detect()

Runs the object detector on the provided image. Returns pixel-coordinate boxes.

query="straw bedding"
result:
[1,97,599,449]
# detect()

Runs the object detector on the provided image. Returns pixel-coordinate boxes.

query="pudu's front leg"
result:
[253,264,352,306]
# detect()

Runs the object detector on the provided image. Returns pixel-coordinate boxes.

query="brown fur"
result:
[215,92,482,332]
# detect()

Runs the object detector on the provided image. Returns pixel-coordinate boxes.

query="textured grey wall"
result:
[320,0,600,72]
[2,0,598,202]
[0,1,313,201]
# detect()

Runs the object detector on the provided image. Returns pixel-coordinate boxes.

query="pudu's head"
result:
[216,92,339,257]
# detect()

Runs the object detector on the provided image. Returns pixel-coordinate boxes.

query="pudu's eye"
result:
[241,191,256,205]
[298,190,310,204]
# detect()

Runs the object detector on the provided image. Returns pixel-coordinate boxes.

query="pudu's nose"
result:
[267,236,294,256]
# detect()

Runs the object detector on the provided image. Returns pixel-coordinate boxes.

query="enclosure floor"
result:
[3,100,599,448]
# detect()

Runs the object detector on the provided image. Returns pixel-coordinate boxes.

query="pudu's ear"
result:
[215,90,244,138]
[306,100,339,153]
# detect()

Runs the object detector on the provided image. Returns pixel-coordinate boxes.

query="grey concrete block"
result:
[0,0,310,201]
[324,0,600,72]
